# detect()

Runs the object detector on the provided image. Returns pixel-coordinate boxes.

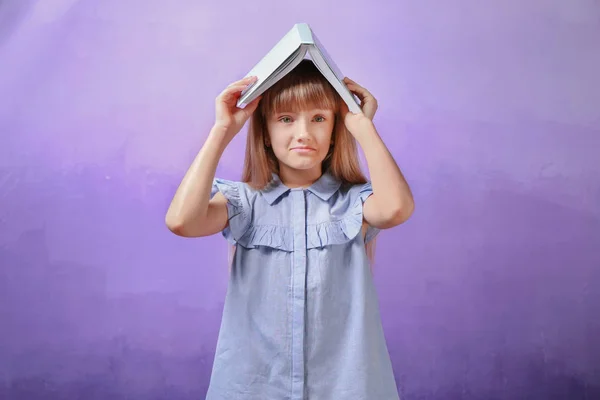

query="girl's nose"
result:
[296,120,310,139]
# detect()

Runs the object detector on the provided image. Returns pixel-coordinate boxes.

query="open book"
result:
[236,23,362,114]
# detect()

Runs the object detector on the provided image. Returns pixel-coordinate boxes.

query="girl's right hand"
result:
[214,76,262,139]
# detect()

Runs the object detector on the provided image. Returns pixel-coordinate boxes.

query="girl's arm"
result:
[165,126,230,237]
[165,76,260,237]
[342,78,415,229]
[356,122,414,229]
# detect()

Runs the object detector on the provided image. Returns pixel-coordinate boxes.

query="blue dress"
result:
[205,171,400,400]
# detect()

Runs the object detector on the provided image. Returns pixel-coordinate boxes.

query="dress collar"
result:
[261,170,342,205]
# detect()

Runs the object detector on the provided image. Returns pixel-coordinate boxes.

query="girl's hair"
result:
[230,60,377,267]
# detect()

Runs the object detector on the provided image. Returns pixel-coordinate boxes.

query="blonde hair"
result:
[231,60,377,267]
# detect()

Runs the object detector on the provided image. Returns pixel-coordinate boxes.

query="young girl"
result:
[166,60,414,400]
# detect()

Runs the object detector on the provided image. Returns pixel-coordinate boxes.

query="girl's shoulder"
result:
[211,177,255,193]
[210,177,264,204]
[211,176,294,249]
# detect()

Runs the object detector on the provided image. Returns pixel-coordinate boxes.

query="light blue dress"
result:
[205,170,400,400]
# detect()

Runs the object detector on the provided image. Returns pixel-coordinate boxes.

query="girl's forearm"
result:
[355,123,414,221]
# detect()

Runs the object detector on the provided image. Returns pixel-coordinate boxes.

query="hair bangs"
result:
[260,64,340,117]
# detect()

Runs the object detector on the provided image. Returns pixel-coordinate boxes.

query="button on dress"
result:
[205,171,400,400]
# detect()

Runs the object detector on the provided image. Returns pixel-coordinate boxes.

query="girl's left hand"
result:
[342,77,378,136]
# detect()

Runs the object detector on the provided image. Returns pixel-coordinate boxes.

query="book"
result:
[236,23,362,114]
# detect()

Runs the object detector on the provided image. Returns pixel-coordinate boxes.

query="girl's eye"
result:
[314,116,325,122]
[279,116,292,123]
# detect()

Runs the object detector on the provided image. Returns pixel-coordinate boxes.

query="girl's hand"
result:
[214,76,262,138]
[344,77,378,120]
[341,77,378,137]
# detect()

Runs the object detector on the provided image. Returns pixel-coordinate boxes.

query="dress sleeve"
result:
[305,181,381,249]
[211,178,252,245]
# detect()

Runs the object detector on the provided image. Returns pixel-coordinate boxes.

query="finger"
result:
[241,95,262,117]
[349,86,371,102]
[344,77,362,87]
[344,79,369,94]
[222,83,250,93]
[345,78,372,97]
[218,83,251,101]
[222,77,259,98]
[344,78,358,90]
[346,81,368,94]
[228,75,258,88]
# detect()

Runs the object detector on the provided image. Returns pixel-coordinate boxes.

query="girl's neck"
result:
[278,165,323,189]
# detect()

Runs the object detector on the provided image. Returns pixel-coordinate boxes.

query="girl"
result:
[166,60,414,400]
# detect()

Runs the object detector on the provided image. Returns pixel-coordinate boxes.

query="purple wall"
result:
[1,1,599,399]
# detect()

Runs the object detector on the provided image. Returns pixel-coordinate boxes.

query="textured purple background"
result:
[1,1,599,399]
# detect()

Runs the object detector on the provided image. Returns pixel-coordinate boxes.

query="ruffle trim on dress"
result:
[212,180,379,250]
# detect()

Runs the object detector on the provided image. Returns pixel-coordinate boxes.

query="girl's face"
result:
[265,107,335,178]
